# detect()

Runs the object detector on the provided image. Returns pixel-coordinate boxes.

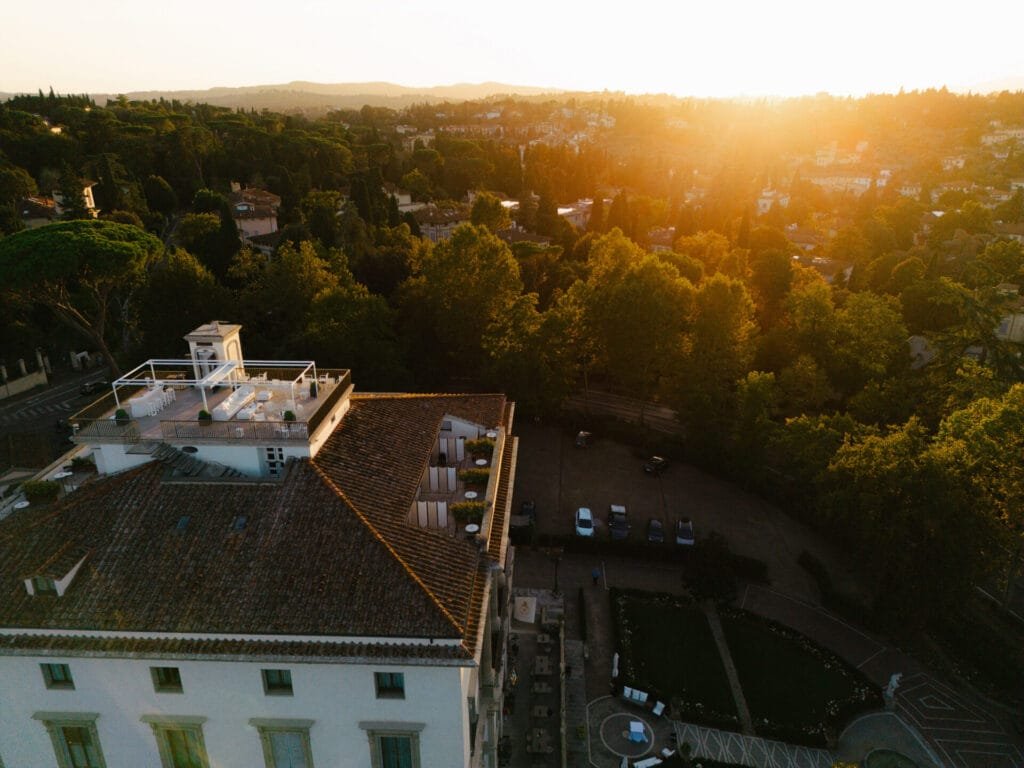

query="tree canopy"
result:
[0,220,162,373]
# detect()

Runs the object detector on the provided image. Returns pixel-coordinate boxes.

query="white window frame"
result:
[141,715,209,768]
[359,722,424,768]
[32,712,106,768]
[249,718,315,768]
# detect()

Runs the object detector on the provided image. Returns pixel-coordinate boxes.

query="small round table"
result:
[54,471,73,480]
[465,524,480,536]
[464,491,478,500]
[14,501,30,509]
[485,431,498,439]
[475,459,488,467]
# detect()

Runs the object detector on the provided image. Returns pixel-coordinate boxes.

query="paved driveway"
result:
[511,421,862,603]
[510,422,1024,768]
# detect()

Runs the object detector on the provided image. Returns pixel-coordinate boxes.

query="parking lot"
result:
[511,420,864,603]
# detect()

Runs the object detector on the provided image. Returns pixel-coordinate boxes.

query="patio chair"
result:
[622,686,635,702]
[651,700,665,717]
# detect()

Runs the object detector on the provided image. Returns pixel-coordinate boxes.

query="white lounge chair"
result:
[651,700,665,717]
[622,686,635,701]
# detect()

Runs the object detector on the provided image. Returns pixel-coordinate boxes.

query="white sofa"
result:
[212,385,255,421]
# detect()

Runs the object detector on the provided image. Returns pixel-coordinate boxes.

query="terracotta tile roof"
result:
[0,633,470,664]
[0,393,511,660]
[313,393,507,646]
[229,188,281,209]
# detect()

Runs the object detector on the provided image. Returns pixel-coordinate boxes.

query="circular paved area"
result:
[599,712,654,759]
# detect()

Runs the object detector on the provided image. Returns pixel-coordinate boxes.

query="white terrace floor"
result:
[86,378,340,442]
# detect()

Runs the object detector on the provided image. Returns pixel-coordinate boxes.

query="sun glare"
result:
[1,0,1021,95]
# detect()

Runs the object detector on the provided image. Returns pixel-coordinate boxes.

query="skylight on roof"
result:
[175,515,191,532]
[231,515,247,532]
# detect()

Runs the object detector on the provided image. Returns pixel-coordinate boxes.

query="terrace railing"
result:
[305,369,352,435]
[159,419,308,441]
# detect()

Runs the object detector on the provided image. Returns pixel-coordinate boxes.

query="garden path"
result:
[703,600,756,736]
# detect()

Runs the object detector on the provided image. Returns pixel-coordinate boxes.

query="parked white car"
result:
[575,506,595,537]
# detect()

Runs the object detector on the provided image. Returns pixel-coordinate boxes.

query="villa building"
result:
[229,187,281,240]
[0,321,518,768]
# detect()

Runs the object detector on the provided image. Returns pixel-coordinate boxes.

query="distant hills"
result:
[0,81,563,112]
[960,75,1024,94]
[3,78,1021,111]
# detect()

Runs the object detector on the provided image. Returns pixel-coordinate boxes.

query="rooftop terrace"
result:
[72,363,351,445]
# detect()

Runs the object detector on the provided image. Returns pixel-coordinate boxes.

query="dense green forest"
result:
[2,89,1024,634]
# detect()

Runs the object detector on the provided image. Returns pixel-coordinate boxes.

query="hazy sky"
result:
[3,0,1022,97]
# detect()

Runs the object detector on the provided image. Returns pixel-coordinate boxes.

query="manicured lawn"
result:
[721,611,864,733]
[615,593,737,722]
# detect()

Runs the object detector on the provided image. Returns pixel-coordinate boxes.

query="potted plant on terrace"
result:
[198,409,213,425]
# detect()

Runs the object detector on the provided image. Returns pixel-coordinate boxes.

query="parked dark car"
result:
[79,380,108,396]
[676,517,695,546]
[643,455,669,475]
[647,519,665,543]
[520,500,536,524]
[608,504,630,540]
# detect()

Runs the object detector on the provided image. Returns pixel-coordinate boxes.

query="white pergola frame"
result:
[112,359,318,413]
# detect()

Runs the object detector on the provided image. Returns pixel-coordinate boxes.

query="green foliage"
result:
[0,220,163,373]
[197,409,212,422]
[450,500,485,523]
[464,438,494,458]
[676,273,757,456]
[398,224,527,384]
[829,292,907,395]
[470,191,511,232]
[303,271,410,390]
[584,230,695,403]
[0,165,37,204]
[136,250,226,357]
[22,480,61,503]
[823,417,989,625]
[143,175,177,217]
[457,468,490,486]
